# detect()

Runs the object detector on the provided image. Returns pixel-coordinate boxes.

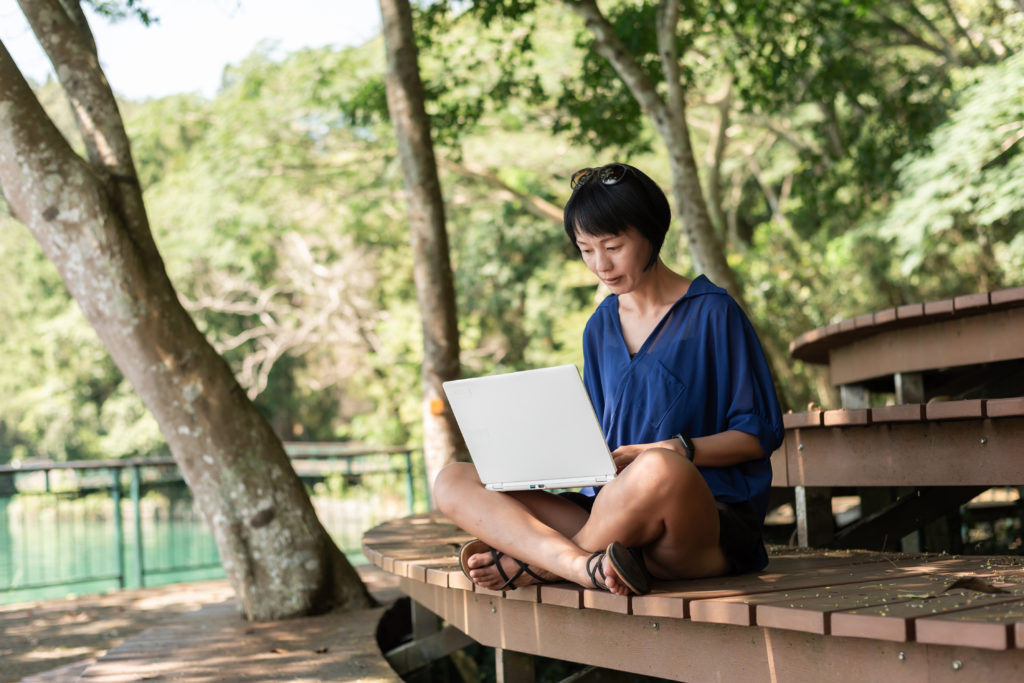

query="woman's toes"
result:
[467,551,492,570]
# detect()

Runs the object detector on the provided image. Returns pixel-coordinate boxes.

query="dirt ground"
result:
[0,579,237,682]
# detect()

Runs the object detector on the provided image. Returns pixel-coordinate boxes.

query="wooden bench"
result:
[363,514,1024,681]
[775,287,1024,550]
[789,286,1024,406]
[770,397,1024,549]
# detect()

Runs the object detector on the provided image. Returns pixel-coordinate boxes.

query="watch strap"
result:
[675,432,695,462]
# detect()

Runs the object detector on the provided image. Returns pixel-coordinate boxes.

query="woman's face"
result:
[574,225,652,294]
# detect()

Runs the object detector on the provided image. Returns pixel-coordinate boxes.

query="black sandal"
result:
[585,549,609,590]
[584,542,653,595]
[459,538,558,591]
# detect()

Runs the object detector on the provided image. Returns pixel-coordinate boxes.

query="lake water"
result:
[0,493,398,606]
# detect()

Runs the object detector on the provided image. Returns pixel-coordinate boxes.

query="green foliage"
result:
[4,1,1024,466]
[85,0,156,26]
[864,50,1024,296]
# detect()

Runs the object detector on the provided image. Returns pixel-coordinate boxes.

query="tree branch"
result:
[438,158,563,224]
[562,0,671,137]
[17,0,158,260]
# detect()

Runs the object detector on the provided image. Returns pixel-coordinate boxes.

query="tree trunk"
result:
[567,0,743,297]
[563,0,800,409]
[378,0,469,489]
[0,3,371,621]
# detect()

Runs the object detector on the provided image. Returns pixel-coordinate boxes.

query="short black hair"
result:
[563,163,671,271]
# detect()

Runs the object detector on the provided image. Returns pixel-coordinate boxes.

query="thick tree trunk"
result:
[379,0,469,488]
[0,7,371,620]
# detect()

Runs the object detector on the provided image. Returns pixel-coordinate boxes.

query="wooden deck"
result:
[22,566,404,682]
[364,513,1024,681]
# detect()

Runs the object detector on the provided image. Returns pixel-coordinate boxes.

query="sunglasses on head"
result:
[570,163,629,190]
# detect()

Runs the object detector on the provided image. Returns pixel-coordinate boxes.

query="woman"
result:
[433,163,783,595]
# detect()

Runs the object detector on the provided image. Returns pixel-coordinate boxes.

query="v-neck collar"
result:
[610,275,711,362]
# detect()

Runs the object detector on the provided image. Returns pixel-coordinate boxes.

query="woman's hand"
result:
[612,431,765,472]
[611,439,680,473]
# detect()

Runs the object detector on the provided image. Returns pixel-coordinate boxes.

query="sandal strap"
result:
[495,559,526,591]
[479,547,559,590]
[489,549,519,590]
[585,550,608,591]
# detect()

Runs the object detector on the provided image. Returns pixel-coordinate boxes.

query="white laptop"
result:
[442,364,617,491]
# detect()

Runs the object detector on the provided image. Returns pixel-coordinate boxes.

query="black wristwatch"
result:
[675,432,695,462]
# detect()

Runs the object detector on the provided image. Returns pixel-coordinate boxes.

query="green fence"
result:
[0,444,428,605]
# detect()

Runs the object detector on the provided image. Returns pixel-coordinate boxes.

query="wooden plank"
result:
[540,583,584,609]
[638,556,945,624]
[787,417,1024,486]
[924,298,954,315]
[399,575,1024,682]
[82,584,402,682]
[754,576,948,634]
[583,589,631,614]
[823,409,870,427]
[853,313,875,329]
[771,436,789,487]
[991,286,1024,306]
[871,404,925,423]
[828,307,1024,385]
[954,292,991,311]
[685,556,1005,628]
[784,411,824,429]
[874,307,898,325]
[987,397,1024,418]
[896,303,925,320]
[449,570,475,592]
[925,399,986,421]
[506,585,541,603]
[831,590,1024,643]
[788,327,829,363]
[916,599,1024,650]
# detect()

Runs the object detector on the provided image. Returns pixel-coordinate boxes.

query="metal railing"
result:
[0,443,428,604]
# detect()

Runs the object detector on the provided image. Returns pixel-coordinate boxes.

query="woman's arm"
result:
[611,430,764,471]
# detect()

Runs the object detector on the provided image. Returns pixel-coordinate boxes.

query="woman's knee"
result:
[432,461,480,514]
[626,448,698,492]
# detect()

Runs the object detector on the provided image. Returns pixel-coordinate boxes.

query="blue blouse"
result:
[580,275,784,522]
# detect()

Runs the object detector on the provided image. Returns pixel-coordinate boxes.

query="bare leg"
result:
[433,449,728,595]
[433,462,593,590]
[571,448,728,591]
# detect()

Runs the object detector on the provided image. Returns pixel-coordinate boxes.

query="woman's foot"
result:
[583,543,652,596]
[459,539,561,591]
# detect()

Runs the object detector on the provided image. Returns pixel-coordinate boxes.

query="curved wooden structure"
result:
[789,287,1024,389]
[364,514,1024,681]
[781,288,1024,551]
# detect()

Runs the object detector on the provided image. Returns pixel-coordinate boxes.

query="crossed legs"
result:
[432,448,728,595]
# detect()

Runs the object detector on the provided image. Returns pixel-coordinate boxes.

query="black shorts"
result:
[559,492,766,575]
